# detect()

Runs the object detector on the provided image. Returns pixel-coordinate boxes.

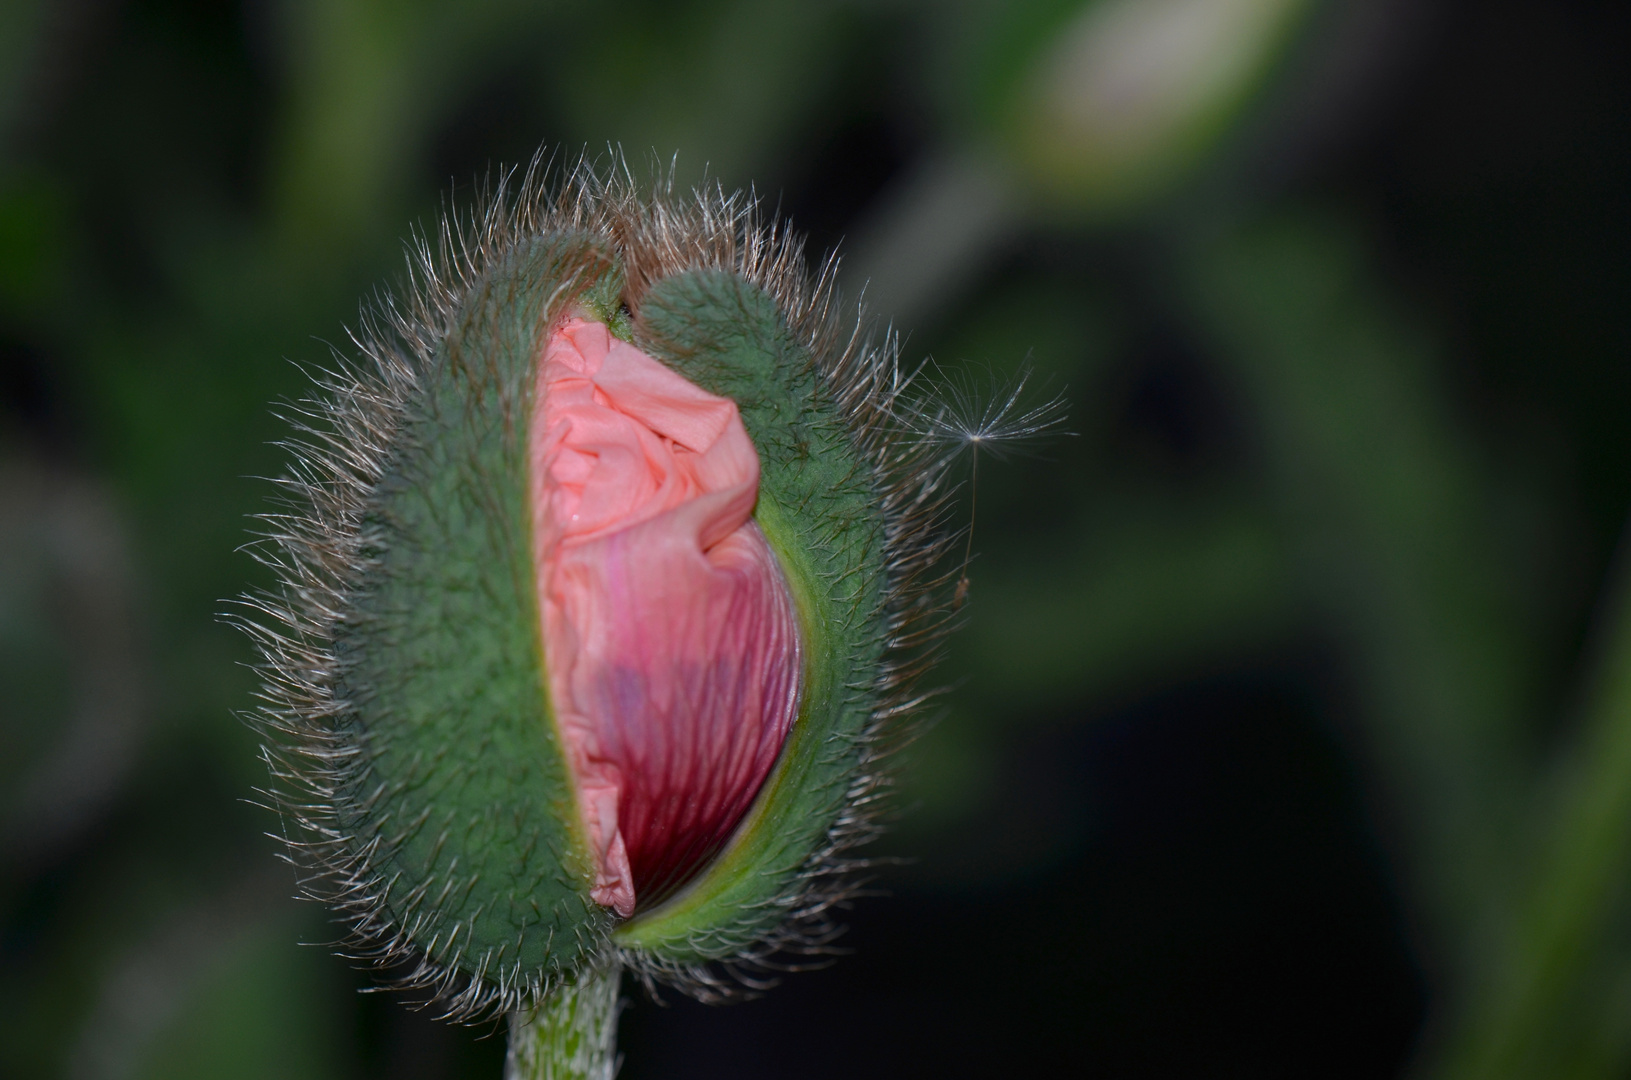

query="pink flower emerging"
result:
[530,317,803,917]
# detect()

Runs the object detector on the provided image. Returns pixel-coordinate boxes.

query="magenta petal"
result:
[532,318,803,916]
[553,505,801,908]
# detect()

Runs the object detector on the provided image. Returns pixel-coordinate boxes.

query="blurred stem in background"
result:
[1434,527,1631,1080]
[1182,216,1530,998]
[270,0,559,257]
[850,1,1631,1075]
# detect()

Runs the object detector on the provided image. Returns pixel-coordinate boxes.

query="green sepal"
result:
[577,265,634,342]
[614,270,887,963]
[336,232,615,984]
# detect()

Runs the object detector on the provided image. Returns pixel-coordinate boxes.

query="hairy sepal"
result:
[613,270,886,964]
[244,156,959,1016]
[338,232,615,998]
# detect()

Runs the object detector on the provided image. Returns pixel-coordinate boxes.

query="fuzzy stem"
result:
[504,964,621,1080]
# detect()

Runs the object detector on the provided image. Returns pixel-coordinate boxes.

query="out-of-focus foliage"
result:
[3,1,1630,1078]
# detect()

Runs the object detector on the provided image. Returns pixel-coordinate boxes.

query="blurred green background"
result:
[3,0,1631,1077]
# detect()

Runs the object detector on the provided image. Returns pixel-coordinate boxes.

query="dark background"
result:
[2,1,1629,1077]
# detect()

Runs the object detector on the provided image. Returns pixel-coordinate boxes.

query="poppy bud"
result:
[961,0,1316,214]
[239,159,955,1022]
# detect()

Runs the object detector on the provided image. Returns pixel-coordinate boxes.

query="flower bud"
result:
[963,0,1315,214]
[240,161,951,1019]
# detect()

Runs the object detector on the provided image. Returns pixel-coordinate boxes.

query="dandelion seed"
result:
[904,359,1072,462]
[901,361,1070,607]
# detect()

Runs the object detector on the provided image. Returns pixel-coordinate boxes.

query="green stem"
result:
[1433,539,1631,1080]
[504,963,621,1080]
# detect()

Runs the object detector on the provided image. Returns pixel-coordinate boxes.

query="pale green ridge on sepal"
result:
[614,269,887,963]
[576,266,634,342]
[336,232,617,986]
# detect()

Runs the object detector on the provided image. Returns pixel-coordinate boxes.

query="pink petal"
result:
[531,317,802,916]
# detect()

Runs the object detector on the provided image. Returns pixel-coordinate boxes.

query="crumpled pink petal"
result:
[531,317,802,917]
